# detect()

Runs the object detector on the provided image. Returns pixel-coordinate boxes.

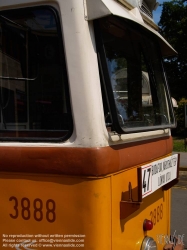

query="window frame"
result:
[94,17,176,134]
[0,5,73,142]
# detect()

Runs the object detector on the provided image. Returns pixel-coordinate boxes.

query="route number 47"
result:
[142,167,152,194]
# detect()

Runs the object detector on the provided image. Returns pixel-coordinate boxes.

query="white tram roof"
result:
[0,0,177,57]
[85,0,177,57]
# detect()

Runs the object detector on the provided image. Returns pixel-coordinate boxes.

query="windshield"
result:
[0,7,72,141]
[96,17,175,133]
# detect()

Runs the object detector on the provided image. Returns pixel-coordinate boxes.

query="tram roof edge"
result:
[85,0,177,57]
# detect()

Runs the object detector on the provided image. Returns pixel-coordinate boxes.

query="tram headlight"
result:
[141,236,157,250]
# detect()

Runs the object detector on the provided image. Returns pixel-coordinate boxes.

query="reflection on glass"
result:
[99,17,174,131]
[0,8,71,139]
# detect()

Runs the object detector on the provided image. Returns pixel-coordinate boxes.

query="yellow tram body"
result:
[0,138,177,249]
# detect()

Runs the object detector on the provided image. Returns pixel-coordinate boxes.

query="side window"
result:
[95,17,175,133]
[0,7,72,141]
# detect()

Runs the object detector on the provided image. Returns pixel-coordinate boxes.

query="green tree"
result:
[173,98,187,134]
[158,0,187,99]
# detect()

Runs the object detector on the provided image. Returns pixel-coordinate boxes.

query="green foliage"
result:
[158,0,187,100]
[159,1,187,139]
[173,138,186,152]
[174,98,187,134]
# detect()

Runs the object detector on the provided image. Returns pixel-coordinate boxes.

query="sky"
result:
[153,0,166,24]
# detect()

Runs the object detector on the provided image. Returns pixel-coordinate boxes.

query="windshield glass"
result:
[0,7,72,141]
[96,17,175,133]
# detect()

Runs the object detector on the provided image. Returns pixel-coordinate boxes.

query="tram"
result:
[0,0,179,249]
